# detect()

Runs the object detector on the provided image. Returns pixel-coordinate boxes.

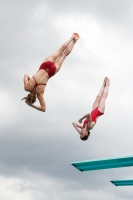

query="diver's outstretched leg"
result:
[55,37,79,73]
[98,78,110,113]
[44,33,79,63]
[92,77,107,110]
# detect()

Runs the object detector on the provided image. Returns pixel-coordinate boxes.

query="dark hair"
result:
[21,93,36,104]
[80,131,90,141]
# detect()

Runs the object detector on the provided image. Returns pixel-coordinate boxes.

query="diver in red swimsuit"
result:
[72,77,110,141]
[22,33,80,112]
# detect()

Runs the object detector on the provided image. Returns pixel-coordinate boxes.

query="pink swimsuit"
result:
[83,107,104,127]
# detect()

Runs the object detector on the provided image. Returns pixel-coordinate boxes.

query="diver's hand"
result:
[78,119,82,124]
[25,99,32,106]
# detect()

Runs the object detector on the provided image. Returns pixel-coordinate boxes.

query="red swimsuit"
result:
[39,61,56,78]
[31,61,56,92]
[83,107,104,127]
[31,77,46,92]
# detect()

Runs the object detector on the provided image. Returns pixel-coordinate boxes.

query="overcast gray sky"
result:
[0,0,133,199]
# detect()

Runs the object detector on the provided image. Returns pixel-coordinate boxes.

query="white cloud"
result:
[0,91,18,128]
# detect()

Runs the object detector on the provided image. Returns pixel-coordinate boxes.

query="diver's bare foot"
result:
[71,33,75,39]
[106,77,110,86]
[72,33,80,43]
[103,77,107,86]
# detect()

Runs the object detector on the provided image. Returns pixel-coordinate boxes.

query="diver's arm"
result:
[25,95,46,112]
[72,122,82,134]
[78,113,91,124]
[24,74,31,91]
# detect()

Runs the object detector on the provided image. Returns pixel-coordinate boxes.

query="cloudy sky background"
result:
[0,0,133,199]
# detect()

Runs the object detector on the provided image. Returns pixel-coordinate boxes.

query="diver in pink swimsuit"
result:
[22,33,80,112]
[72,77,110,141]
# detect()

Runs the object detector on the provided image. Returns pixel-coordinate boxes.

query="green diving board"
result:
[111,179,133,186]
[71,155,133,172]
